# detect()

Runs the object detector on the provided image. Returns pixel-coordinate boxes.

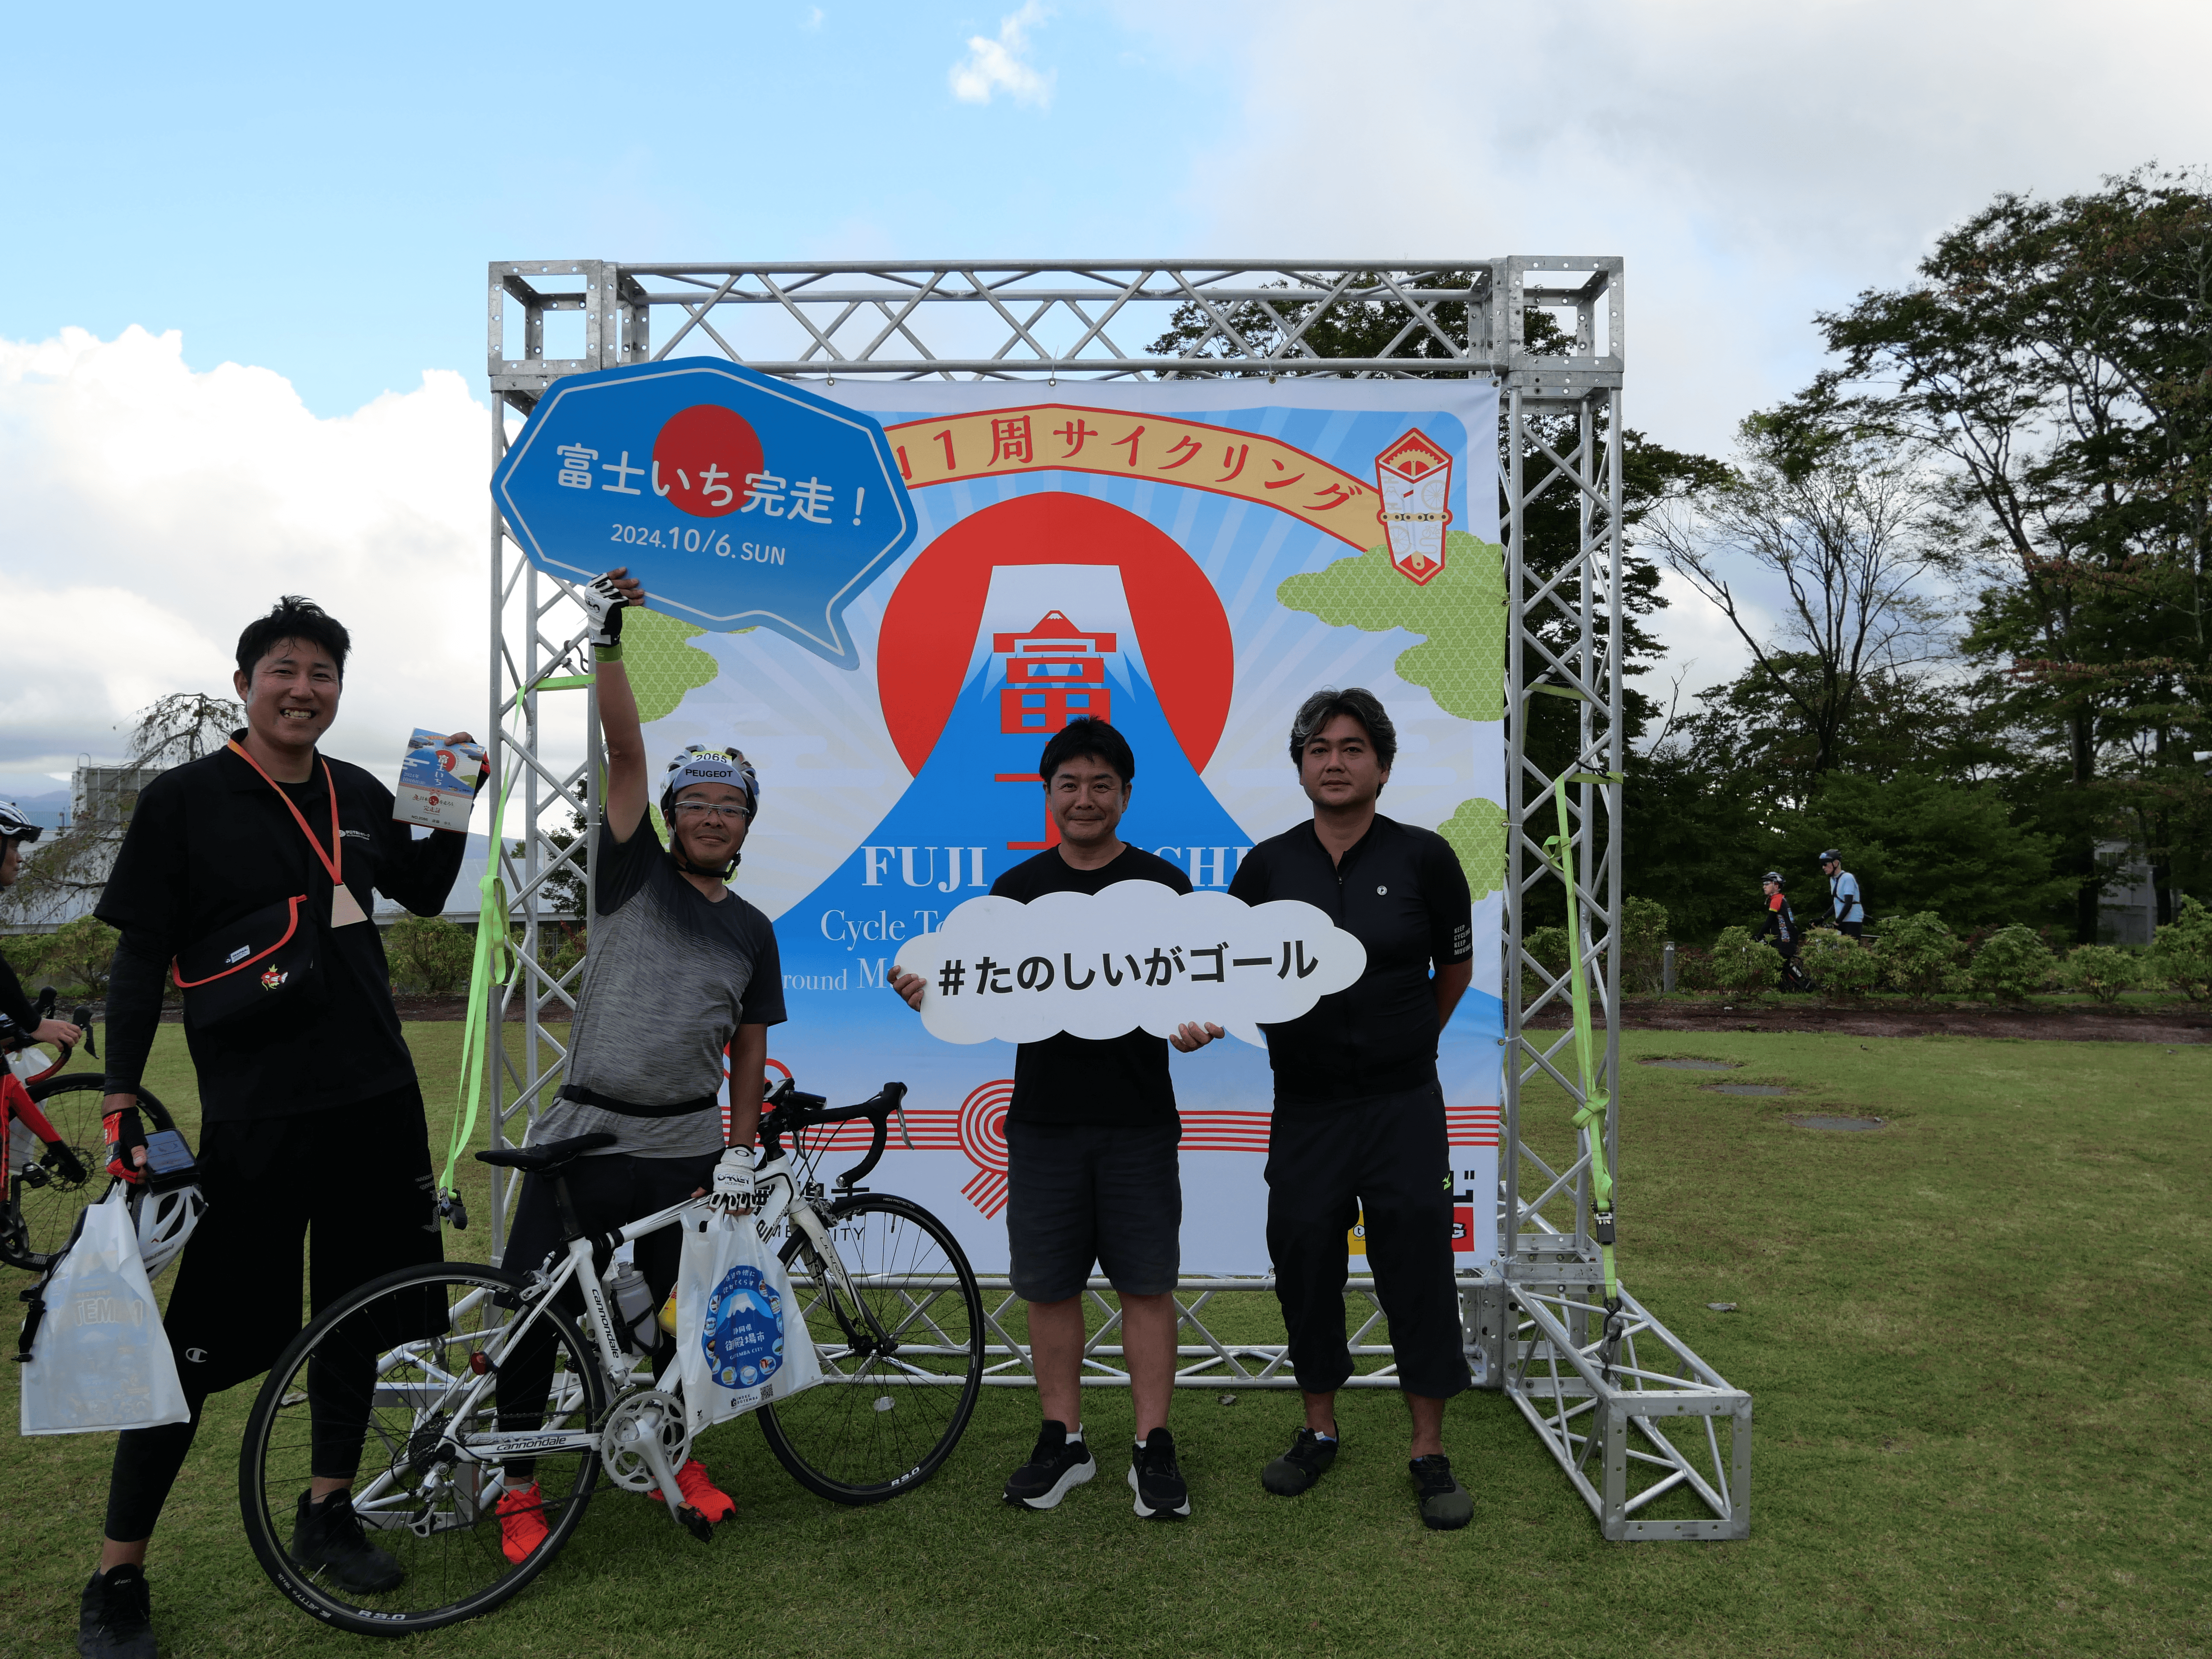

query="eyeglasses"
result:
[671,802,750,822]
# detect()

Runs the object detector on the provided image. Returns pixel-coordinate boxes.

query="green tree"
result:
[387,914,473,996]
[1970,924,2058,1003]
[40,917,120,997]
[2148,893,2212,998]
[2055,944,2142,1004]
[1818,168,2212,935]
[1874,911,1967,1001]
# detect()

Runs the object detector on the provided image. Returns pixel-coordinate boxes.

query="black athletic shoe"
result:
[77,1565,157,1659]
[1261,1427,1339,1496]
[1128,1428,1191,1520]
[1410,1454,1473,1530]
[1004,1421,1096,1510]
[289,1489,405,1592]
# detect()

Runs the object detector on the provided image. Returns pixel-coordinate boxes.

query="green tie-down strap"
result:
[434,669,589,1226]
[1539,772,1625,1307]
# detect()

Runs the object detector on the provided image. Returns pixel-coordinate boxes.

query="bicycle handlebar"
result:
[756,1078,911,1193]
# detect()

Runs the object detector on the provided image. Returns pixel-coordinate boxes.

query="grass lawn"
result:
[3,1026,2206,1658]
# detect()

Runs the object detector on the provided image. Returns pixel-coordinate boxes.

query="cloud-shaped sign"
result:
[891,882,1367,1048]
[491,358,916,668]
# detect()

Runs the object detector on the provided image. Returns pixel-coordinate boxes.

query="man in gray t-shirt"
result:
[494,567,785,1563]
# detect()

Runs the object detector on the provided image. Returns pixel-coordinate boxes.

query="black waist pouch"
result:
[172,895,326,1032]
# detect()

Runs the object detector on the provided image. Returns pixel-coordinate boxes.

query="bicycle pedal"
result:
[675,1503,716,1543]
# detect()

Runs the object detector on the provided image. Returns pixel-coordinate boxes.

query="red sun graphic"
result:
[653,404,764,518]
[875,493,1233,777]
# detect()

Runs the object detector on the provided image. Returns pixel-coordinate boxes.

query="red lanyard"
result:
[226,739,343,887]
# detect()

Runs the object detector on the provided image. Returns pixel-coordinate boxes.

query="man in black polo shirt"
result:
[77,598,471,1659]
[890,717,1222,1521]
[1228,687,1476,1531]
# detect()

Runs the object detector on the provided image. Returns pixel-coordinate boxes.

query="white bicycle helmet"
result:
[0,800,41,844]
[131,1182,207,1281]
[658,745,759,822]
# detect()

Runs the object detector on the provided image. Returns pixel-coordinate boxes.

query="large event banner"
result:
[614,381,1508,1276]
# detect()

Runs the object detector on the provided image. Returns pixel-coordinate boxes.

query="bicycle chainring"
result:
[599,1389,693,1493]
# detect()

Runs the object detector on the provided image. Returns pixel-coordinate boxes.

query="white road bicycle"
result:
[237,1080,984,1636]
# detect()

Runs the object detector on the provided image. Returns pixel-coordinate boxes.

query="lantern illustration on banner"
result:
[1373,429,1454,585]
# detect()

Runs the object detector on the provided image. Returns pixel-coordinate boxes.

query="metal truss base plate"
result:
[1505,1280,1751,1540]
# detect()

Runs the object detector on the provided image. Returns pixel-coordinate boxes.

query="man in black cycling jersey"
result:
[79,599,473,1659]
[491,567,785,1563]
[1228,688,1476,1532]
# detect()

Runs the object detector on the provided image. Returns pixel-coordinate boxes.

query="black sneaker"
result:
[1003,1421,1096,1510]
[1127,1428,1191,1520]
[77,1565,157,1659]
[289,1489,405,1592]
[1261,1427,1339,1496]
[1410,1454,1473,1530]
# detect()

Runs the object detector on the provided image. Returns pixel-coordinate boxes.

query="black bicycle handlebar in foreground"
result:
[757,1078,910,1192]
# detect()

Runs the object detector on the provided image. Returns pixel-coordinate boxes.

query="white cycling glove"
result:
[582,574,630,657]
[710,1146,757,1212]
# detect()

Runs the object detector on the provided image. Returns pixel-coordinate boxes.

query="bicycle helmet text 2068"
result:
[658,746,759,823]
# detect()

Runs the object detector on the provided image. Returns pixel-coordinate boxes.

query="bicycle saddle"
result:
[475,1132,619,1173]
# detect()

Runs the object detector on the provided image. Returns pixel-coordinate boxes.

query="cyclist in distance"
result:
[1759,870,1805,989]
[79,599,475,1659]
[1820,849,1864,938]
[1,803,90,1196]
[491,567,785,1564]
[0,801,86,1054]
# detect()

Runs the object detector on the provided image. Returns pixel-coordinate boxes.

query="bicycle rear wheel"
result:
[3,1077,173,1272]
[239,1263,608,1636]
[760,1193,984,1504]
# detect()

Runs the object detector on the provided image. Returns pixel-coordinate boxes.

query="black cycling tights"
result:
[104,1337,386,1543]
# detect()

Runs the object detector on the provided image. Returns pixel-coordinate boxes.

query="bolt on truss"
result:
[484,256,1748,1540]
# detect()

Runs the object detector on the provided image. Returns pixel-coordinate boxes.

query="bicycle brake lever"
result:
[894,1102,914,1152]
[72,1009,96,1059]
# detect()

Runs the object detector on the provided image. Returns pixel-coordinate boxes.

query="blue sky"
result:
[5,0,2210,795]
[4,2,1234,417]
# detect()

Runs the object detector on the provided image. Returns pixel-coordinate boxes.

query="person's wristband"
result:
[593,642,624,663]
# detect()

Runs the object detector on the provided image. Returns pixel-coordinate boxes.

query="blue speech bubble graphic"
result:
[492,359,917,667]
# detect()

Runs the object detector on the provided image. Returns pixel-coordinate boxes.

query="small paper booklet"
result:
[394,730,487,832]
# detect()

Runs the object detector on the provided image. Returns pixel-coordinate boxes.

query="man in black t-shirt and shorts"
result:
[1228,687,1478,1532]
[492,567,786,1563]
[890,717,1222,1521]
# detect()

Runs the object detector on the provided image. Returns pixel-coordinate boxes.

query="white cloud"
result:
[803,6,824,28]
[1107,0,2212,692]
[949,3,1055,107]
[0,326,509,805]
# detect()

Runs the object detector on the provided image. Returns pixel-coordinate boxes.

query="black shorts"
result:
[1004,1120,1180,1303]
[160,1086,443,1396]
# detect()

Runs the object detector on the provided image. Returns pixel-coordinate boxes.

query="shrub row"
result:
[1520,895,2212,1004]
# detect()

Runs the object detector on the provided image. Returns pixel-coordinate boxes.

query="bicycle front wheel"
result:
[4,1077,173,1272]
[760,1193,985,1504]
[239,1263,608,1636]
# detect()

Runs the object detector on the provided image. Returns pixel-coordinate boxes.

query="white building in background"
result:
[2095,839,2179,947]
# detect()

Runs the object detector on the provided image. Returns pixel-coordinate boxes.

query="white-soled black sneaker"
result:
[1004,1420,1096,1510]
[1128,1427,1190,1520]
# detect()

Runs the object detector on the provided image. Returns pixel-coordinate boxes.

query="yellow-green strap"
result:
[434,670,590,1225]
[1540,772,1624,1307]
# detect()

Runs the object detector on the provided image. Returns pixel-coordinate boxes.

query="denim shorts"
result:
[1004,1120,1181,1303]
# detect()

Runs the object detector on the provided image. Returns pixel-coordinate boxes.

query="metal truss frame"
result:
[483,257,1748,1541]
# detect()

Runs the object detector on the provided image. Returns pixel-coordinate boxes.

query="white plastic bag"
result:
[674,1211,823,1434]
[19,1187,190,1435]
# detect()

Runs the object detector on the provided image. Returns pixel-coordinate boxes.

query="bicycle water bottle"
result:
[604,1261,656,1352]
